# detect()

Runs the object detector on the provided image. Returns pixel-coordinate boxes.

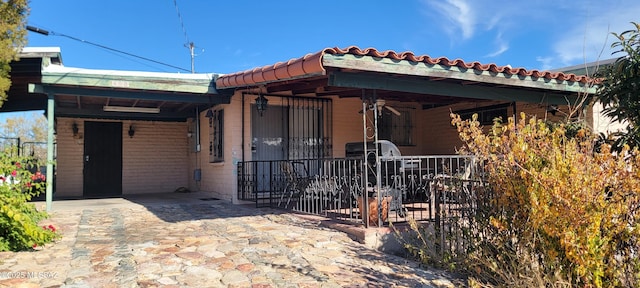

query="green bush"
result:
[0,147,58,251]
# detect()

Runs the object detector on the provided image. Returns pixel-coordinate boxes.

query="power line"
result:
[26,25,192,73]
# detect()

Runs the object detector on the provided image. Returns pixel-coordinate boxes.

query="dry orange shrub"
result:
[451,112,640,287]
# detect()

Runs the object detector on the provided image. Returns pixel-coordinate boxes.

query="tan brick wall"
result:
[121,120,189,194]
[54,118,84,197]
[55,118,189,197]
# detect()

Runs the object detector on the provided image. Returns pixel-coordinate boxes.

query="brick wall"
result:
[55,118,84,197]
[121,120,189,194]
[54,117,189,197]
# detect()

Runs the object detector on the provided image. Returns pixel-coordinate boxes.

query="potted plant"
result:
[357,191,392,227]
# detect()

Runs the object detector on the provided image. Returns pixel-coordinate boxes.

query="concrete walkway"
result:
[0,192,462,287]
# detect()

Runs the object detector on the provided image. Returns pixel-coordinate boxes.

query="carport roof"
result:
[7,47,226,121]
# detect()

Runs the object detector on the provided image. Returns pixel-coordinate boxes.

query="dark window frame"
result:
[455,103,512,126]
[208,109,224,163]
[379,108,414,146]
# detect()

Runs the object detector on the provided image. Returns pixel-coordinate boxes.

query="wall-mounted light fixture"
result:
[128,125,135,138]
[205,108,214,119]
[72,122,79,136]
[255,94,268,117]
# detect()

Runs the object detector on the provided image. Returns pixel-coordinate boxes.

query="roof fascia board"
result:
[40,70,217,94]
[29,84,229,104]
[328,71,585,106]
[322,54,597,95]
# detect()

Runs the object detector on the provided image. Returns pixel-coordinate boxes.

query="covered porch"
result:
[216,46,596,228]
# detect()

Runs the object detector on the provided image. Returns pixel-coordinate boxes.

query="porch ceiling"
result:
[216,46,599,106]
[7,49,230,121]
[30,83,227,121]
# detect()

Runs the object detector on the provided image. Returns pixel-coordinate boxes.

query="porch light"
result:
[72,123,79,136]
[255,94,268,117]
[205,108,214,118]
[128,125,135,138]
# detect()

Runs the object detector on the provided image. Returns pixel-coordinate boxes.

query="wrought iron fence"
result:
[237,154,489,263]
[239,155,484,219]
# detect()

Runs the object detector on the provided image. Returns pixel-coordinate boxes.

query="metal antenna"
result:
[174,0,196,73]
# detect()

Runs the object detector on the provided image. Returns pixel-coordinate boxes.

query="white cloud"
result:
[546,1,640,68]
[536,56,554,71]
[424,0,476,39]
[485,32,509,58]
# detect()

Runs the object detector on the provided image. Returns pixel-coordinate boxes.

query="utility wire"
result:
[26,25,192,73]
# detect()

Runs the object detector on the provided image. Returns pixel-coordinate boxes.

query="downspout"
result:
[242,92,245,164]
[195,106,200,152]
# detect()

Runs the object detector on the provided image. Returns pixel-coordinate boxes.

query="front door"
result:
[251,104,286,196]
[83,121,122,197]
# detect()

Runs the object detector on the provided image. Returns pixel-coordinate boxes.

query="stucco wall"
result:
[194,93,572,202]
[588,102,628,135]
[196,95,243,202]
[54,117,190,197]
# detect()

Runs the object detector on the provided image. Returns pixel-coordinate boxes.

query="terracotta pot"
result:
[357,196,391,227]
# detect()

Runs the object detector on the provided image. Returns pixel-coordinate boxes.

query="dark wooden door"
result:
[83,121,122,197]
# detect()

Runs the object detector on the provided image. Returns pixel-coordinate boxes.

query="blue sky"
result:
[25,0,640,74]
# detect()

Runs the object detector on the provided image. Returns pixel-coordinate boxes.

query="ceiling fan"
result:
[359,99,401,116]
[375,99,401,116]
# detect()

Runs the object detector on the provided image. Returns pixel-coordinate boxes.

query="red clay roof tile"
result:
[215,46,596,89]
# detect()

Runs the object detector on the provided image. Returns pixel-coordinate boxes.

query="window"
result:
[379,108,414,146]
[208,109,224,163]
[455,103,511,126]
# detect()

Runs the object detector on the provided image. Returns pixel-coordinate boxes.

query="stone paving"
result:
[0,193,462,287]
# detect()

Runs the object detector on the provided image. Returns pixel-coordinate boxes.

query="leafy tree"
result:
[0,111,47,159]
[596,22,640,151]
[0,0,29,107]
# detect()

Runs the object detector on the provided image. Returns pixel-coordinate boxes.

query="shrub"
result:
[0,147,58,251]
[447,113,640,287]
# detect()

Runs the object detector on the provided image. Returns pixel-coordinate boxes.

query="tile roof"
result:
[216,46,596,89]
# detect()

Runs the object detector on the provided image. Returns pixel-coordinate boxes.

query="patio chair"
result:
[278,161,312,209]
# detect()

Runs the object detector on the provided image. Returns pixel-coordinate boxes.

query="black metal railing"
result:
[237,154,488,263]
[239,155,483,218]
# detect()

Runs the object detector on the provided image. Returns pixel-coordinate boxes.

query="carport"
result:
[5,47,230,211]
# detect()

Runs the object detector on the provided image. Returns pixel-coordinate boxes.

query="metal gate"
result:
[241,95,333,206]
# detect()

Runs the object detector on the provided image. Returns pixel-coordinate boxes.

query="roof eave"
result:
[322,54,598,95]
[40,66,218,94]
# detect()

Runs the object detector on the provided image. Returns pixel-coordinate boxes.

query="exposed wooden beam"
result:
[54,107,193,121]
[29,84,230,104]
